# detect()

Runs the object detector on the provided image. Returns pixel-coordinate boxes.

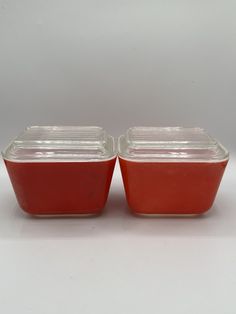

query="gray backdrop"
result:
[0,0,235,150]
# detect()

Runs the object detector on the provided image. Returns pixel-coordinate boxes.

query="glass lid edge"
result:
[118,134,229,162]
[2,130,116,162]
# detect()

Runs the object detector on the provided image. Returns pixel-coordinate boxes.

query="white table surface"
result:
[0,156,236,314]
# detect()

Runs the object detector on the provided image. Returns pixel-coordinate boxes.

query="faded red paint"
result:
[119,157,228,215]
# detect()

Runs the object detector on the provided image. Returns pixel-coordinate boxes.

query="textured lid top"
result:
[3,126,116,162]
[118,127,228,162]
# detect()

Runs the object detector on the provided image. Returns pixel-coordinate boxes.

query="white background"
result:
[0,0,236,149]
[0,1,236,313]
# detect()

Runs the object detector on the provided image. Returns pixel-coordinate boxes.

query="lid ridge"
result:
[3,126,115,162]
[118,127,228,162]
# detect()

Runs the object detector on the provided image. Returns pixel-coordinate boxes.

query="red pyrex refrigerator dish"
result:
[2,126,116,216]
[118,127,229,216]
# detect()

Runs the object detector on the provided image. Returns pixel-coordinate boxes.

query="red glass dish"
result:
[3,126,116,216]
[118,127,229,216]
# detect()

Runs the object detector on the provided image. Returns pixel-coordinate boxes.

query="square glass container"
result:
[118,127,229,216]
[2,126,116,216]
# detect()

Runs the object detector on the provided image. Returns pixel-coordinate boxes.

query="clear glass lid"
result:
[118,127,229,162]
[3,126,116,162]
